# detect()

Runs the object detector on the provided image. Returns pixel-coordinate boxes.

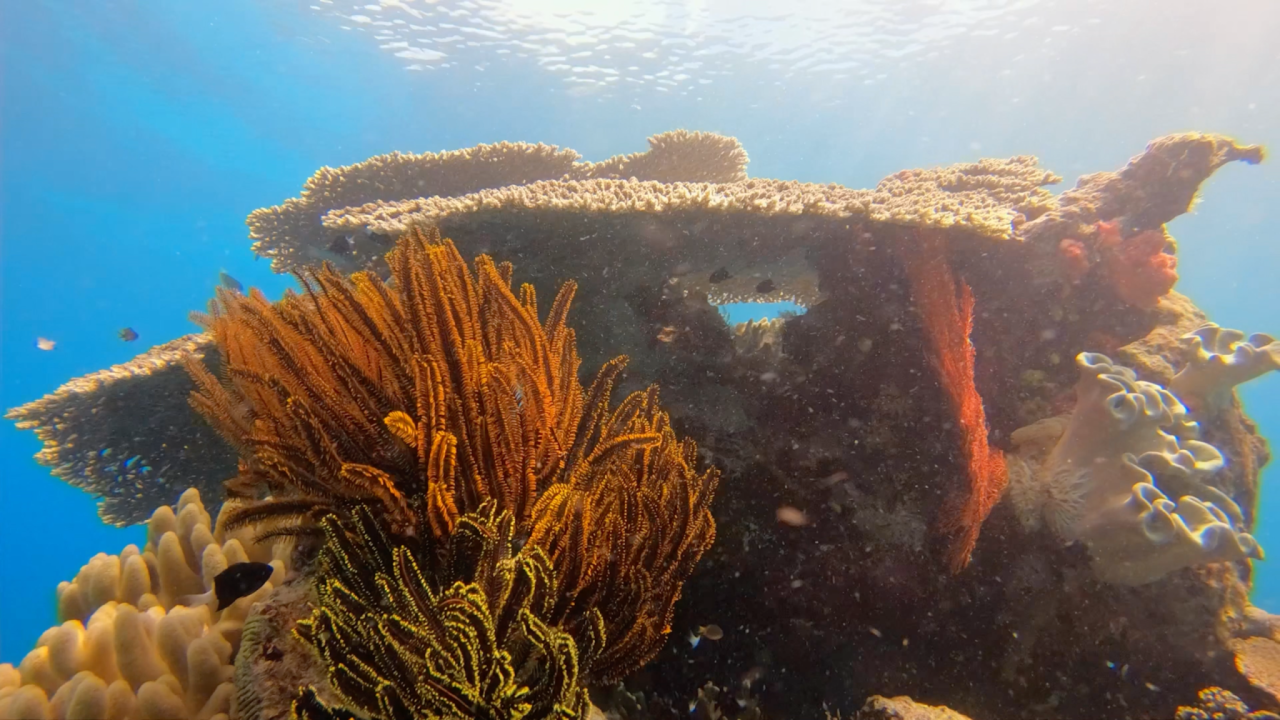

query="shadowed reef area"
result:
[4,130,1280,720]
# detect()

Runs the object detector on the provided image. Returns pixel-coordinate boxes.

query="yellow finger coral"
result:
[0,603,235,720]
[0,489,291,720]
[54,488,290,625]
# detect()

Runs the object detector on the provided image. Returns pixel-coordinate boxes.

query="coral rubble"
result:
[4,130,1273,720]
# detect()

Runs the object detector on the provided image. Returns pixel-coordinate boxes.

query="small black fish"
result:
[709,267,732,284]
[119,327,139,342]
[327,235,354,255]
[180,561,275,611]
[755,278,776,294]
[219,271,244,294]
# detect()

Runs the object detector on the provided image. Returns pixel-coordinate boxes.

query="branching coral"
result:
[189,225,717,684]
[0,489,289,720]
[1171,323,1280,414]
[1005,352,1262,585]
[898,228,1007,572]
[293,505,591,720]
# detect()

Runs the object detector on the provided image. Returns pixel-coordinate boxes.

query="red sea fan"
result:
[899,229,1008,572]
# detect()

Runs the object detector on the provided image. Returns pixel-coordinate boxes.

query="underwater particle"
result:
[218,270,244,294]
[36,337,56,351]
[755,278,776,293]
[709,266,732,283]
[869,627,882,638]
[790,579,804,588]
[657,325,680,343]
[777,506,809,526]
[119,327,139,342]
[818,470,849,488]
[760,371,779,382]
[857,338,873,352]
[179,561,274,611]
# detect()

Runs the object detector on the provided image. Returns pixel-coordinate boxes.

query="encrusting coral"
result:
[187,225,717,698]
[0,489,290,720]
[292,505,591,720]
[1171,324,1280,414]
[1006,352,1262,585]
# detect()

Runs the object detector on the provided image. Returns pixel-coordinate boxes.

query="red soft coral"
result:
[1057,238,1091,284]
[1096,220,1178,308]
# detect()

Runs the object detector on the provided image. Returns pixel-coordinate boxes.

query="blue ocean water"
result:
[0,0,1276,664]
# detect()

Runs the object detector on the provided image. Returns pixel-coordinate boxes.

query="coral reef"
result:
[0,489,289,720]
[1172,324,1280,414]
[1006,352,1261,584]
[5,130,1272,720]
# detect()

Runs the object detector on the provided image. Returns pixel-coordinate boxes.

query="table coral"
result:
[4,335,233,527]
[248,130,748,275]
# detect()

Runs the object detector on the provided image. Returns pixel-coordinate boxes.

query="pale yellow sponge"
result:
[54,488,291,625]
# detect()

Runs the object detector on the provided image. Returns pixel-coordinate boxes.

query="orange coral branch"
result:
[899,229,1007,572]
